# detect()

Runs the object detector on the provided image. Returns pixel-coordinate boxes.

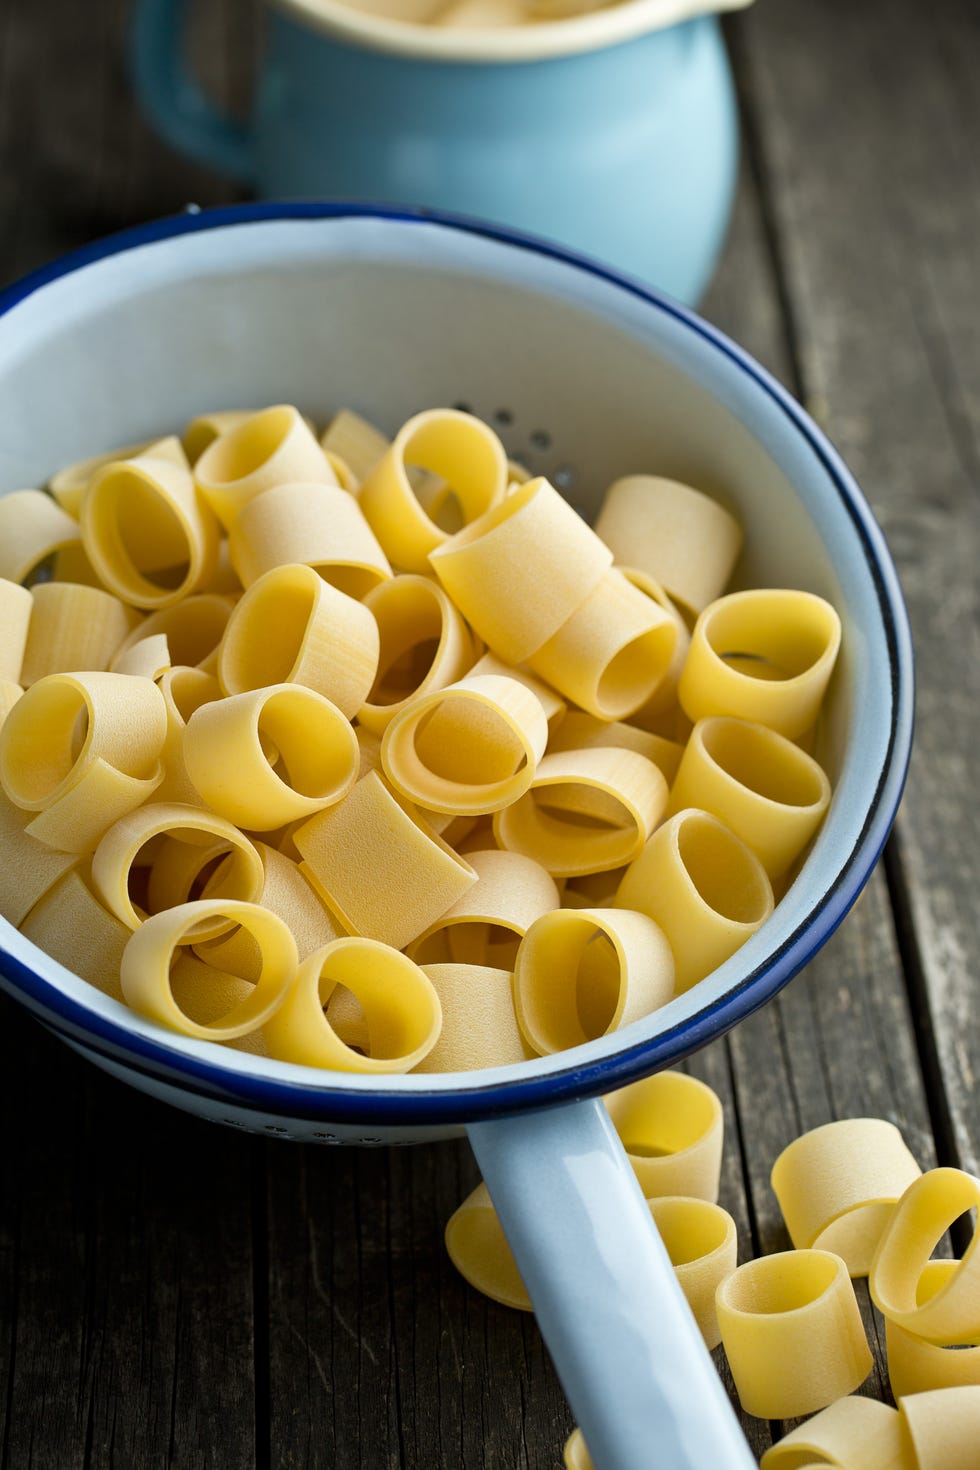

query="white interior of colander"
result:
[0,214,888,1096]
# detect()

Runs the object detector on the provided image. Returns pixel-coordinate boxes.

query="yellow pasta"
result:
[678,588,842,740]
[407,848,559,967]
[547,710,684,785]
[715,1249,872,1419]
[869,1168,980,1344]
[429,476,613,664]
[603,1071,725,1203]
[111,633,172,681]
[381,672,548,815]
[263,936,441,1072]
[562,1430,594,1470]
[25,758,164,854]
[899,1386,980,1470]
[357,573,476,734]
[181,409,254,463]
[646,1196,737,1350]
[218,562,379,719]
[182,682,358,829]
[293,771,477,951]
[617,566,692,723]
[760,1394,909,1470]
[194,405,336,528]
[20,582,141,685]
[615,809,774,993]
[0,788,78,925]
[594,474,743,620]
[228,481,392,597]
[445,1181,533,1311]
[0,578,32,683]
[120,898,298,1040]
[887,1262,980,1398]
[0,681,22,729]
[465,650,566,725]
[358,408,508,572]
[19,868,132,1003]
[770,1118,923,1277]
[155,666,223,805]
[415,963,532,1071]
[0,488,84,584]
[513,906,674,1054]
[48,437,160,514]
[319,407,390,484]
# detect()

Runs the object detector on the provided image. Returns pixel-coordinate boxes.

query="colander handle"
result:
[468,1096,755,1470]
[130,0,255,183]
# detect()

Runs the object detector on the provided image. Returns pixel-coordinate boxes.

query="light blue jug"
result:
[132,0,744,303]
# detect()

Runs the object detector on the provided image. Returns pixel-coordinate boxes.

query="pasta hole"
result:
[722,1252,839,1314]
[414,700,527,785]
[205,406,293,481]
[704,721,827,808]
[231,577,314,687]
[2,680,90,804]
[325,984,369,1052]
[652,1203,728,1265]
[318,564,385,601]
[109,476,191,589]
[575,932,621,1039]
[678,816,771,924]
[370,638,440,704]
[721,651,788,681]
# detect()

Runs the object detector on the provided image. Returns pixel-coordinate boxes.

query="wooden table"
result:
[0,0,977,1465]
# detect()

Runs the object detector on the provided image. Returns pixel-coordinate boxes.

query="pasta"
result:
[194,404,336,527]
[645,1196,737,1350]
[760,1394,908,1470]
[869,1167,980,1344]
[886,1261,980,1397]
[415,963,532,1071]
[602,1070,724,1203]
[899,1386,980,1470]
[228,481,392,597]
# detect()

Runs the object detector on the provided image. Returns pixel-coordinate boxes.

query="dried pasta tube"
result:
[294,771,477,951]
[0,681,21,729]
[90,801,264,936]
[646,1197,738,1350]
[415,964,532,1072]
[381,673,548,816]
[445,1181,533,1311]
[429,477,613,664]
[869,1168,980,1344]
[562,1430,594,1470]
[168,953,269,1056]
[320,408,390,485]
[155,666,222,805]
[616,809,774,992]
[407,848,559,967]
[20,583,140,684]
[182,409,253,463]
[218,563,379,719]
[678,589,842,740]
[48,437,157,514]
[514,907,674,1055]
[547,711,684,785]
[113,593,235,672]
[19,868,131,1003]
[466,651,565,726]
[771,1118,923,1277]
[81,448,221,607]
[715,1249,872,1418]
[618,567,692,721]
[111,634,172,681]
[264,937,441,1072]
[0,788,78,924]
[194,405,336,528]
[25,758,164,854]
[359,408,507,572]
[0,579,32,683]
[357,574,475,734]
[0,488,84,584]
[120,899,297,1040]
[0,670,167,811]
[760,1395,909,1470]
[603,1071,724,1203]
[887,1261,980,1397]
[527,570,678,721]
[595,476,743,620]
[229,482,392,598]
[561,868,627,910]
[899,1386,980,1470]
[322,452,358,492]
[669,718,832,882]
[183,683,358,830]
[494,747,668,877]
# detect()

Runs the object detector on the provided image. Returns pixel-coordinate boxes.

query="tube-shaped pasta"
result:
[218,562,379,719]
[263,937,441,1072]
[320,408,390,485]
[618,566,692,722]
[415,963,532,1072]
[0,788,78,924]
[678,589,842,740]
[563,1430,594,1470]
[615,809,774,992]
[381,673,548,815]
[547,711,684,785]
[229,481,392,597]
[358,408,507,572]
[513,907,674,1054]
[407,848,560,967]
[155,666,222,805]
[603,1071,725,1203]
[669,717,832,882]
[494,747,668,877]
[25,758,164,854]
[194,405,336,527]
[120,898,297,1040]
[715,1250,872,1419]
[445,1181,533,1311]
[357,574,476,734]
[81,447,221,608]
[527,570,678,721]
[466,651,565,725]
[113,593,235,672]
[48,437,158,514]
[293,772,477,951]
[429,477,612,664]
[0,488,84,584]
[869,1168,980,1344]
[594,475,743,619]
[646,1197,738,1350]
[770,1119,922,1277]
[0,579,32,683]
[0,670,167,812]
[887,1262,980,1397]
[20,582,140,685]
[760,1395,909,1470]
[182,409,253,463]
[111,633,172,681]
[900,1386,980,1470]
[183,683,358,830]
[0,681,22,730]
[19,868,131,1003]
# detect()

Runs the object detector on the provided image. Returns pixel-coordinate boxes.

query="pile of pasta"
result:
[0,403,841,1073]
[441,1078,980,1467]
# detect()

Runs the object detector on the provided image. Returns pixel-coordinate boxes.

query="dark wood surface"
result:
[0,0,977,1465]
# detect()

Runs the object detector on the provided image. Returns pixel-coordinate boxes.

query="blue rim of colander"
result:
[0,200,914,1126]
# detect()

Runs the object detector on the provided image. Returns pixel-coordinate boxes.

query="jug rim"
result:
[268,0,750,63]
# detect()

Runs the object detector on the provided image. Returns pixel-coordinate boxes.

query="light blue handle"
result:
[131,0,255,182]
[468,1097,755,1470]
